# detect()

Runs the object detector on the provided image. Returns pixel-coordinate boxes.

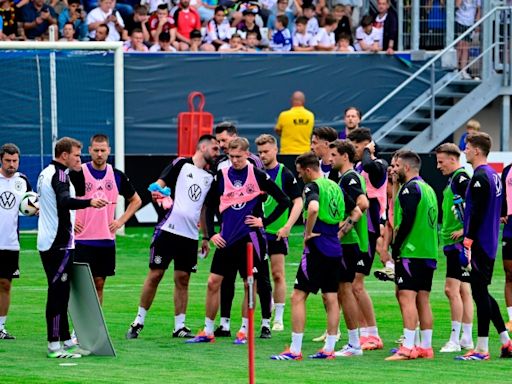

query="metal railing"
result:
[363,5,512,143]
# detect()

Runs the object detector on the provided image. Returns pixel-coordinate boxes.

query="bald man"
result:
[275,91,315,155]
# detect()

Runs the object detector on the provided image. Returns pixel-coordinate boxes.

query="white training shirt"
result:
[311,28,335,48]
[293,31,313,48]
[373,13,387,50]
[0,172,30,250]
[455,0,481,26]
[159,159,214,240]
[86,7,125,41]
[354,25,380,51]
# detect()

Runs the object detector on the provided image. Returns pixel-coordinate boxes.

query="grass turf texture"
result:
[1,227,511,384]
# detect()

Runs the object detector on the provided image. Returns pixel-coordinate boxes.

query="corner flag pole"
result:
[246,243,255,384]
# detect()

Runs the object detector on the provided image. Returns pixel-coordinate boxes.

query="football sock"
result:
[420,329,433,348]
[204,318,215,335]
[367,326,379,337]
[403,328,416,349]
[290,332,303,354]
[449,321,461,344]
[476,337,489,353]
[239,317,248,334]
[324,335,337,352]
[274,303,285,324]
[499,331,510,345]
[48,341,61,351]
[220,317,230,331]
[461,322,473,344]
[174,313,186,331]
[348,329,360,348]
[134,306,147,325]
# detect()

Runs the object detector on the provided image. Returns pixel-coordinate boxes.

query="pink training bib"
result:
[75,163,119,240]
[219,164,262,213]
[361,169,388,218]
[507,169,512,216]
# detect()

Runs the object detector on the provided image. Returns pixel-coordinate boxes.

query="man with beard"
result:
[126,135,220,339]
[0,143,32,340]
[347,128,387,350]
[188,137,289,345]
[255,134,303,332]
[70,134,141,305]
[386,151,438,361]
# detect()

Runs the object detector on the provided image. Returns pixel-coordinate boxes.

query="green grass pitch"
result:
[1,226,511,383]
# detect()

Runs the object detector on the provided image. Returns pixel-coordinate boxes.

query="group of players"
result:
[1,118,512,362]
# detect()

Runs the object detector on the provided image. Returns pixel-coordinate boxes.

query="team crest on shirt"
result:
[427,206,437,228]
[203,176,210,186]
[92,191,108,201]
[85,182,93,193]
[188,184,202,202]
[154,255,162,264]
[246,183,256,194]
[0,191,16,209]
[14,180,24,191]
[105,180,114,191]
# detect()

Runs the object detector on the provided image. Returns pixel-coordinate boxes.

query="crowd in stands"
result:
[0,0,400,53]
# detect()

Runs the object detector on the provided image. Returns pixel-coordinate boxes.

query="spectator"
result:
[336,32,354,51]
[148,4,176,44]
[269,14,291,51]
[245,30,261,51]
[124,4,150,42]
[140,0,171,14]
[293,15,314,51]
[86,0,125,41]
[340,0,362,28]
[93,22,108,40]
[59,21,77,40]
[124,27,149,51]
[173,0,201,51]
[58,0,88,41]
[372,0,397,54]
[458,118,480,151]
[0,0,19,40]
[188,27,202,51]
[258,0,275,25]
[311,13,337,51]
[267,0,294,38]
[228,1,261,29]
[275,90,315,155]
[0,14,4,39]
[202,5,231,51]
[302,4,318,36]
[193,0,217,23]
[332,4,351,43]
[354,14,379,52]
[218,32,247,51]
[21,0,57,41]
[421,0,446,50]
[149,30,177,51]
[455,0,481,79]
[236,7,261,42]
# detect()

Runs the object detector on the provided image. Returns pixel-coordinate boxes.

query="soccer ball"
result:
[19,191,39,216]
